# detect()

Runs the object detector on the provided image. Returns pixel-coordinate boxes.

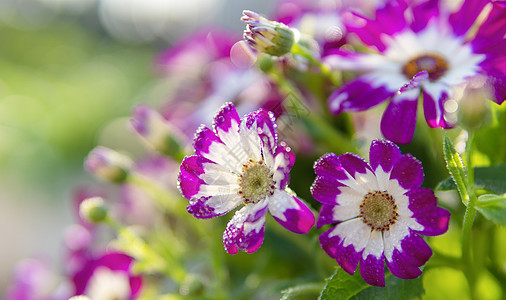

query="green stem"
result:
[291,43,332,80]
[461,130,479,299]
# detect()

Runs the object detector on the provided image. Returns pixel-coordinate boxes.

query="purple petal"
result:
[422,88,452,129]
[409,0,440,32]
[485,70,506,105]
[178,155,207,199]
[342,1,408,52]
[328,78,394,114]
[316,204,337,228]
[449,0,490,37]
[313,153,347,180]
[193,125,225,157]
[311,176,344,205]
[319,227,361,275]
[407,188,438,215]
[396,231,433,268]
[369,139,402,174]
[380,89,419,144]
[398,71,428,93]
[406,188,450,236]
[359,254,385,287]
[222,202,268,254]
[390,154,424,190]
[472,2,506,55]
[413,206,450,236]
[272,141,296,189]
[386,248,423,280]
[269,191,315,234]
[253,108,278,155]
[213,102,241,142]
[338,153,373,179]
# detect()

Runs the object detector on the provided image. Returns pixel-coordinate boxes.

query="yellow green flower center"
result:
[238,159,275,204]
[402,53,449,81]
[360,191,398,232]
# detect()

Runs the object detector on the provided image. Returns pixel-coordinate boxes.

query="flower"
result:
[241,10,296,57]
[178,102,315,254]
[311,139,450,286]
[72,252,142,300]
[325,0,506,144]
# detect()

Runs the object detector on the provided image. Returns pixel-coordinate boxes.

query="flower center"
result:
[238,159,275,204]
[360,191,398,232]
[402,53,449,81]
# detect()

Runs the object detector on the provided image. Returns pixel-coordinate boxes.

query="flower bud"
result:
[130,105,185,159]
[84,146,133,183]
[241,10,295,57]
[79,197,108,224]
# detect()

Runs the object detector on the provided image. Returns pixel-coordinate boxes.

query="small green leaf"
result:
[475,164,506,194]
[319,269,369,300]
[443,134,469,205]
[475,194,506,225]
[435,177,457,191]
[319,269,424,300]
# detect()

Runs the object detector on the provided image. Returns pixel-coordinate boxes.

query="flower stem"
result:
[461,130,479,299]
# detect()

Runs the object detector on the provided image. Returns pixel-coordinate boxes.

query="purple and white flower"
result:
[326,0,506,144]
[178,102,315,254]
[311,139,450,286]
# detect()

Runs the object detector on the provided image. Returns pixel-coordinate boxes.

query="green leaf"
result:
[443,134,469,205]
[475,164,506,194]
[435,177,457,191]
[319,269,369,300]
[319,269,425,300]
[281,283,325,300]
[475,194,506,225]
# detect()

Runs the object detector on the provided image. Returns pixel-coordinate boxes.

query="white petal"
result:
[331,204,360,222]
[362,230,384,259]
[387,179,411,218]
[268,189,298,222]
[335,186,364,206]
[201,162,239,185]
[374,165,391,191]
[382,217,411,261]
[329,218,372,253]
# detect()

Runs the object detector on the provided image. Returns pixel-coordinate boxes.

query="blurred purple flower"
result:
[7,258,72,300]
[326,0,506,144]
[312,139,450,286]
[178,103,315,254]
[273,0,386,56]
[154,28,284,143]
[71,252,142,299]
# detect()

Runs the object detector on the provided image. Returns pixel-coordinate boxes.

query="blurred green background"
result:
[0,0,272,294]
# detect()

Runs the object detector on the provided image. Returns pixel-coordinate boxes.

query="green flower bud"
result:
[241,10,295,57]
[84,146,133,183]
[79,197,108,224]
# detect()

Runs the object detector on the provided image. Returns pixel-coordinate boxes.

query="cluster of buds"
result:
[241,10,295,57]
